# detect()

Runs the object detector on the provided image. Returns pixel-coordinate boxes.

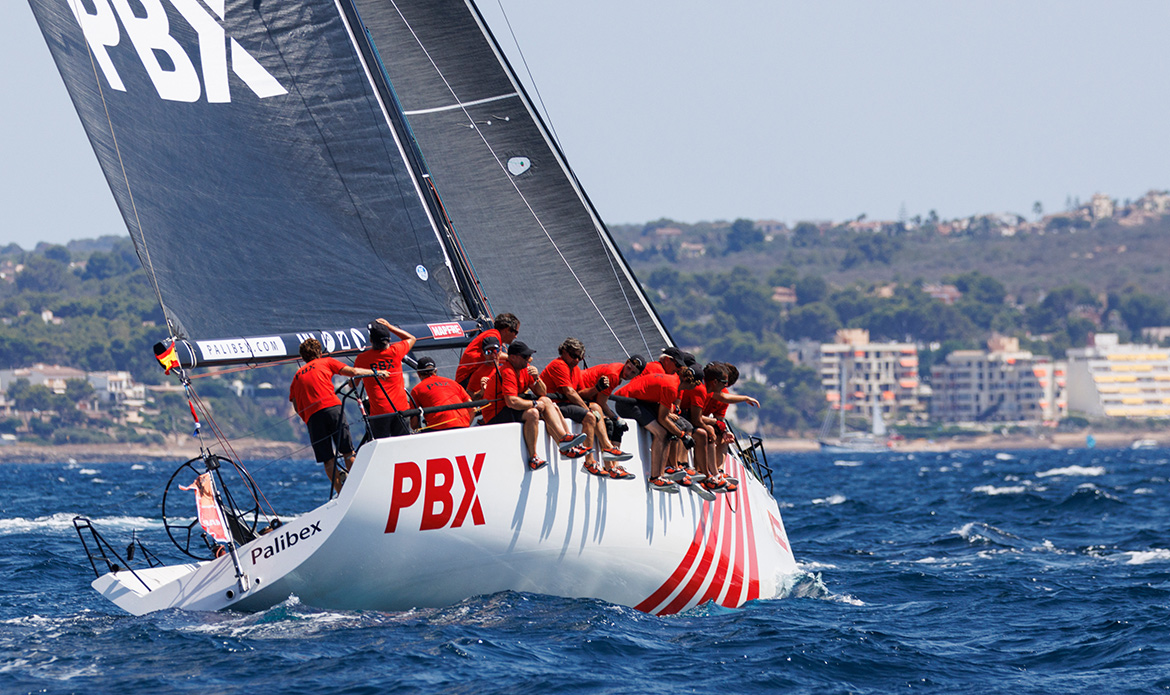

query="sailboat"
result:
[818,365,890,453]
[31,0,797,615]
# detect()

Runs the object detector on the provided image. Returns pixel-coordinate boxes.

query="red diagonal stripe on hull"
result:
[722,472,748,607]
[740,456,760,601]
[698,486,737,606]
[660,496,724,614]
[633,501,711,613]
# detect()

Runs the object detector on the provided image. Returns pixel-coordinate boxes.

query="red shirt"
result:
[482,362,535,423]
[456,328,502,386]
[411,375,472,430]
[616,372,679,408]
[539,358,579,396]
[289,357,347,422]
[703,387,730,418]
[353,342,412,414]
[578,362,624,398]
[680,382,708,416]
[643,361,666,376]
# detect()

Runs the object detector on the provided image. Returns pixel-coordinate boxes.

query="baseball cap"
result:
[508,340,536,358]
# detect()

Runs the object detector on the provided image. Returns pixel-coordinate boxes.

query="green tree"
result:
[725,219,764,254]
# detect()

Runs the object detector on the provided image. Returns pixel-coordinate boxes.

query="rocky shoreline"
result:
[0,429,1160,463]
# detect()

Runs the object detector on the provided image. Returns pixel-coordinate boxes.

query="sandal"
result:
[528,456,547,471]
[583,460,607,476]
[663,466,687,482]
[701,478,726,493]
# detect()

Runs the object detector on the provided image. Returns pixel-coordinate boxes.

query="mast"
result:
[335,0,491,322]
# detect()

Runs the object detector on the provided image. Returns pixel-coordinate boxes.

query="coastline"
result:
[0,430,1158,463]
[765,429,1160,453]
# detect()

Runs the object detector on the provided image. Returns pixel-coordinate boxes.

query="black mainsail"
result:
[28,0,671,366]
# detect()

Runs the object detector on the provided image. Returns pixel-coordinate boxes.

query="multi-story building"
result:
[1066,333,1170,417]
[819,329,922,422]
[930,336,1066,423]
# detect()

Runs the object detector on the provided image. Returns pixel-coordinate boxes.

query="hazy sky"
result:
[3,1,1168,249]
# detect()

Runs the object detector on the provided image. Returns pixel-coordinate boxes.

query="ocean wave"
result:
[0,512,163,534]
[1120,549,1170,565]
[972,484,1027,495]
[1036,465,1106,478]
[811,494,846,505]
[833,460,862,467]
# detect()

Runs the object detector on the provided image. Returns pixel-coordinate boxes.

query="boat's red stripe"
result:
[740,456,760,601]
[659,495,723,614]
[722,466,748,607]
[698,483,736,606]
[633,501,710,613]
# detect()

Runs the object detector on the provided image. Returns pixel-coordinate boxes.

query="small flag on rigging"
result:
[179,472,231,544]
[155,342,179,374]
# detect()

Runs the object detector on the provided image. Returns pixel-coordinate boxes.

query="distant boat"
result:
[818,367,890,453]
[1131,439,1158,450]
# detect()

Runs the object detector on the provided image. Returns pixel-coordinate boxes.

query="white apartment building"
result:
[1066,333,1170,417]
[930,336,1066,423]
[819,329,922,421]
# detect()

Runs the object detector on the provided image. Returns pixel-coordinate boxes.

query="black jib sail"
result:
[338,0,673,363]
[27,0,477,352]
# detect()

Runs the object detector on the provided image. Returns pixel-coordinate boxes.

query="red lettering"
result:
[451,453,486,528]
[385,461,422,533]
[420,457,455,531]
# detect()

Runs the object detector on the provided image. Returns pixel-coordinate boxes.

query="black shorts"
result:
[615,399,658,428]
[367,412,410,439]
[306,405,353,464]
[677,416,695,432]
[557,403,590,423]
[488,406,526,425]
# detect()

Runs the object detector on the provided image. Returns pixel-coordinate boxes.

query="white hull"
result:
[94,421,797,615]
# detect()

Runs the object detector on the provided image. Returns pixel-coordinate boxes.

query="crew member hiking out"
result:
[481,340,585,471]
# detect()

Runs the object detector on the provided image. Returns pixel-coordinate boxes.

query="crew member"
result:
[456,313,519,389]
[354,318,415,439]
[290,338,388,493]
[410,356,473,431]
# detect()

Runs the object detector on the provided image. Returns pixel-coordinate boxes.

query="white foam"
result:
[797,560,838,571]
[1134,488,1154,495]
[1036,465,1106,478]
[78,469,99,476]
[0,512,162,534]
[834,460,862,467]
[972,484,1026,495]
[812,494,846,506]
[1122,549,1170,565]
[995,452,1016,461]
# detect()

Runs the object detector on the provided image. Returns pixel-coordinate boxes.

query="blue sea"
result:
[2,447,1169,694]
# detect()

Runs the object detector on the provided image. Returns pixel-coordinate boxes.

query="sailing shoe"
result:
[528,456,548,471]
[583,460,607,477]
[683,467,706,483]
[557,433,587,453]
[676,475,694,487]
[691,482,717,501]
[701,478,727,494]
[663,466,687,482]
[563,444,590,459]
[601,447,633,462]
[648,476,679,493]
[608,465,636,480]
[717,475,738,493]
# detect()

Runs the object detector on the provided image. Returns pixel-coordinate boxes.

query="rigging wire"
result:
[490,1,656,356]
[388,1,637,355]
